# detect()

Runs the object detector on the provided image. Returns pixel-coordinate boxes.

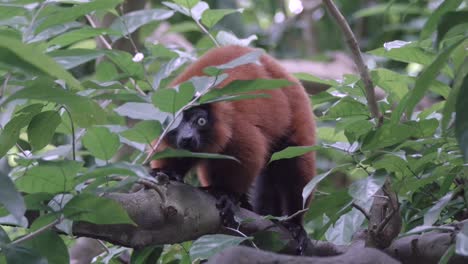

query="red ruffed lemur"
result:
[150,45,316,253]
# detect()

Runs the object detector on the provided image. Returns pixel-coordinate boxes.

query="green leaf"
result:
[48,27,121,48]
[373,154,412,178]
[201,9,239,28]
[151,148,239,162]
[405,37,467,117]
[304,190,352,222]
[105,50,145,79]
[131,246,163,264]
[27,111,62,151]
[22,231,69,264]
[152,83,195,114]
[0,172,26,221]
[114,102,169,122]
[190,234,249,261]
[353,3,425,18]
[110,9,174,42]
[323,97,369,120]
[439,244,456,264]
[121,121,162,144]
[371,68,409,103]
[0,226,10,244]
[436,11,468,46]
[215,31,258,47]
[325,205,369,245]
[173,0,199,9]
[369,41,435,66]
[63,193,135,225]
[252,231,287,252]
[200,79,291,103]
[2,78,106,127]
[293,72,338,86]
[2,245,48,264]
[205,49,263,72]
[348,173,386,202]
[0,104,43,158]
[0,36,82,90]
[82,127,120,160]
[455,73,468,162]
[456,223,468,256]
[269,146,320,162]
[362,123,414,151]
[35,0,123,33]
[15,161,82,194]
[424,192,452,226]
[48,49,104,69]
[442,60,468,131]
[302,164,351,207]
[420,0,463,40]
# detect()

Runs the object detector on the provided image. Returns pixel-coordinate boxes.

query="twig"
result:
[137,179,166,204]
[376,208,397,235]
[85,15,112,50]
[282,208,309,222]
[353,203,371,220]
[224,227,259,249]
[12,218,61,245]
[84,15,146,96]
[322,0,382,125]
[188,7,219,47]
[1,72,10,97]
[59,106,76,161]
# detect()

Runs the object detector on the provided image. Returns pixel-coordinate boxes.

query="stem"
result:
[12,218,61,245]
[59,106,76,161]
[85,15,112,50]
[322,0,382,125]
[195,19,220,47]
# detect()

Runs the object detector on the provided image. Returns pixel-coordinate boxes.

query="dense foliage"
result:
[0,0,467,263]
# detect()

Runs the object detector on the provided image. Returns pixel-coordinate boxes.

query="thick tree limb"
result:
[206,246,399,264]
[70,182,467,263]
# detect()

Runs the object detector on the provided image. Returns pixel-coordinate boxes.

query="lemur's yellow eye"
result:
[197,117,207,126]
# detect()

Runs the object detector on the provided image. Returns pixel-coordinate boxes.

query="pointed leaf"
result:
[120,121,162,144]
[82,127,120,161]
[151,148,238,162]
[63,193,135,225]
[0,36,82,90]
[27,111,62,151]
[190,234,249,261]
[0,172,26,222]
[16,161,82,194]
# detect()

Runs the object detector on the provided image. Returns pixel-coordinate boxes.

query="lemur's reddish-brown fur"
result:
[151,45,316,222]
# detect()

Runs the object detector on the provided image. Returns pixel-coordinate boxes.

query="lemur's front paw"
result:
[282,221,309,255]
[150,169,183,183]
[215,194,239,228]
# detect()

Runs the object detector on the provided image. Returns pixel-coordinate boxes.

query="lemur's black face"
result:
[166,105,212,152]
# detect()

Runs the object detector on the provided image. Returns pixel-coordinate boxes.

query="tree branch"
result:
[69,181,467,263]
[322,0,382,124]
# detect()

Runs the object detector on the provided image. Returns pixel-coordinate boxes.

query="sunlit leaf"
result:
[424,192,452,226]
[269,145,320,162]
[114,102,169,122]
